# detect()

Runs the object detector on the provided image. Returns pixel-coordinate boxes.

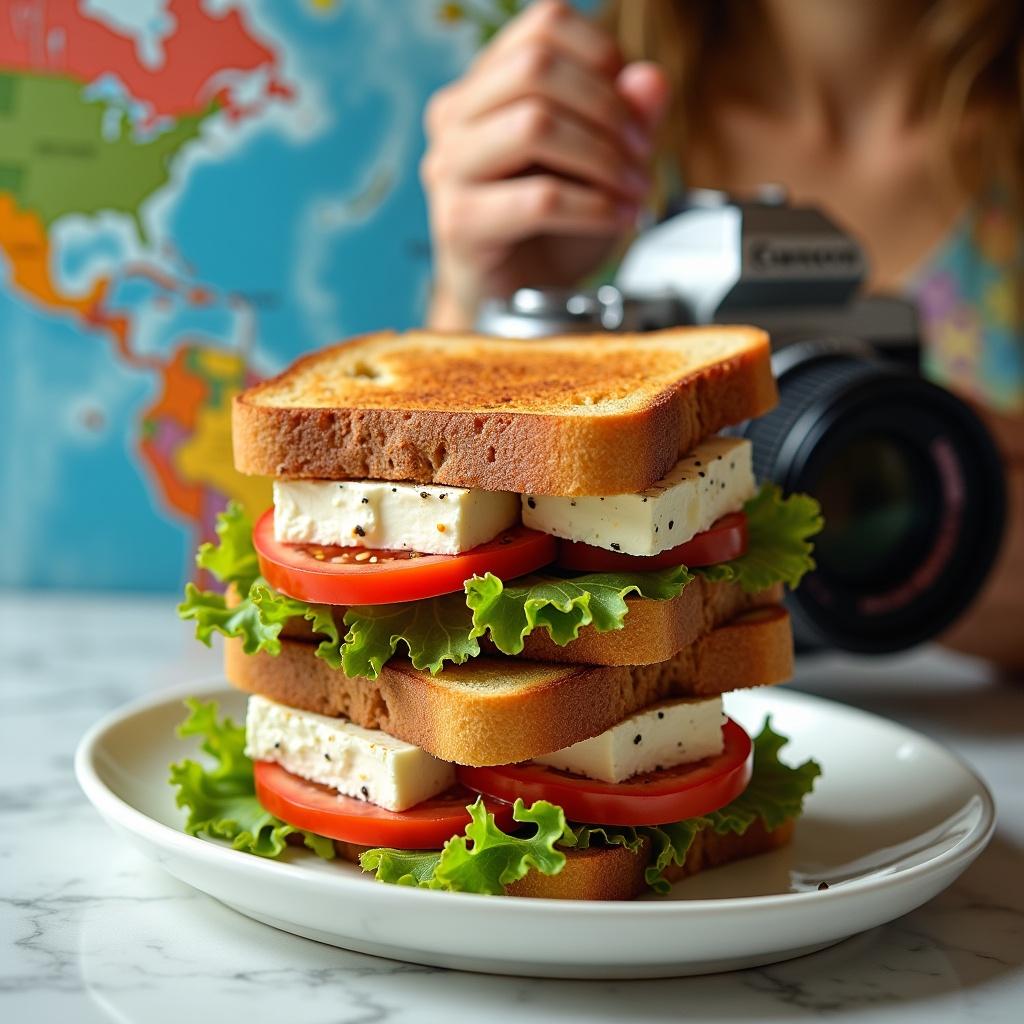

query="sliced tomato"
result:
[555,511,748,573]
[254,761,515,849]
[253,509,555,605]
[457,719,752,827]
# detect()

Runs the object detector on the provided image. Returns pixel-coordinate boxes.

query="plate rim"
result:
[75,676,997,917]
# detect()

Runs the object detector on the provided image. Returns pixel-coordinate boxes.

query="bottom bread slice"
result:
[327,817,796,901]
[225,606,793,766]
[505,818,796,900]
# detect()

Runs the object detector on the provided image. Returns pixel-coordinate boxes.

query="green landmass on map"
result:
[0,70,215,235]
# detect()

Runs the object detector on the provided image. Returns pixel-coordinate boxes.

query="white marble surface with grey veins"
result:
[2,591,1022,1022]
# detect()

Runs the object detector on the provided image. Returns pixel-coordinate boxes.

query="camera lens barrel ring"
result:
[745,353,1006,653]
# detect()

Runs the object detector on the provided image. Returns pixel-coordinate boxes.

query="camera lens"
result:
[744,353,1005,653]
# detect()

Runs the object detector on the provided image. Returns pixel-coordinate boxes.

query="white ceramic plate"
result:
[75,679,994,979]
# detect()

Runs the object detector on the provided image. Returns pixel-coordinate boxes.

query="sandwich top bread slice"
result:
[174,326,823,901]
[232,327,776,495]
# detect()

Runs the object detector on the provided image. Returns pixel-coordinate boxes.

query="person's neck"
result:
[739,0,928,144]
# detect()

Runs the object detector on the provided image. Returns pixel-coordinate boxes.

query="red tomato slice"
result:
[555,512,748,573]
[253,509,556,606]
[457,719,752,827]
[254,761,516,849]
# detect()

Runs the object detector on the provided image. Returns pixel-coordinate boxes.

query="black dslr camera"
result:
[476,192,1006,655]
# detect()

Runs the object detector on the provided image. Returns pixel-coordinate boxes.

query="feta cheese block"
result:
[273,478,520,555]
[521,437,755,556]
[533,696,725,783]
[244,695,456,811]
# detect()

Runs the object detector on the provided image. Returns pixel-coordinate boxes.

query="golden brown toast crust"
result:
[515,579,783,665]
[224,605,793,765]
[504,819,796,900]
[272,578,783,667]
[330,818,796,901]
[232,327,776,495]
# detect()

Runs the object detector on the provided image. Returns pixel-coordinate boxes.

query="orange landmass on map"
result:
[0,192,166,370]
[145,345,210,430]
[0,0,292,122]
[140,343,271,524]
[0,192,106,316]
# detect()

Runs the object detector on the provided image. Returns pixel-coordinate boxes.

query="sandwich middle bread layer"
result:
[225,605,793,766]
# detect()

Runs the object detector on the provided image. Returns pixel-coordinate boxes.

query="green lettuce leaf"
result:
[705,717,822,834]
[340,593,481,678]
[697,484,823,592]
[178,504,344,662]
[358,847,444,887]
[195,500,260,590]
[177,579,341,662]
[464,565,693,656]
[361,798,572,895]
[250,583,343,668]
[169,699,334,860]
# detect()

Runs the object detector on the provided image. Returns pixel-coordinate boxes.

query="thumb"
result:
[616,61,671,131]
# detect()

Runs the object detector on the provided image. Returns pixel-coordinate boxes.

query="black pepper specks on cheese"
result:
[361,496,369,504]
[527,496,536,509]
[657,711,664,719]
[439,493,447,499]
[611,543,621,550]
[668,520,674,530]
[354,525,366,537]
[420,491,430,499]
[360,786,369,799]
[324,753,331,761]
[633,734,642,745]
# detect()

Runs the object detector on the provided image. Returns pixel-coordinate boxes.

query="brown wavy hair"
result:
[604,0,1024,211]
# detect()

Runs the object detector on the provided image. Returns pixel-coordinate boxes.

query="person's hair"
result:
[605,0,1024,212]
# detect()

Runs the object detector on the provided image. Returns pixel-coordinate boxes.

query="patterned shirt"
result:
[909,189,1024,412]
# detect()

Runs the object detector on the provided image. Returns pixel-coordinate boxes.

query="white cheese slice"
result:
[533,696,725,783]
[521,437,755,556]
[244,695,456,811]
[273,479,520,555]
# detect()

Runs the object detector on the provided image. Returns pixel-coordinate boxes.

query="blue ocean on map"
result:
[2,0,484,590]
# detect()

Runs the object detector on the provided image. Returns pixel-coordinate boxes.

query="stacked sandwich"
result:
[174,327,822,899]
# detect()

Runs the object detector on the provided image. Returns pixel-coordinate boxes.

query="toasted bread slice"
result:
[232,327,775,496]
[516,579,783,665]
[504,818,796,900]
[224,605,793,765]
[272,578,782,667]
[330,817,795,900]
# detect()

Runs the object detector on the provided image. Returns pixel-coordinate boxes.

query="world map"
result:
[1,0,483,589]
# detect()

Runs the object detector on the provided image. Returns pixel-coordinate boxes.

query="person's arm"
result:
[421,0,669,330]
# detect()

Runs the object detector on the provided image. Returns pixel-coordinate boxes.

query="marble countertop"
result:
[3,590,1022,1023]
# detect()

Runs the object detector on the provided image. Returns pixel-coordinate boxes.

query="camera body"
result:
[476,193,1006,654]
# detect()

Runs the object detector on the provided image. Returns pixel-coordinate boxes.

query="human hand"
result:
[422,0,669,329]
